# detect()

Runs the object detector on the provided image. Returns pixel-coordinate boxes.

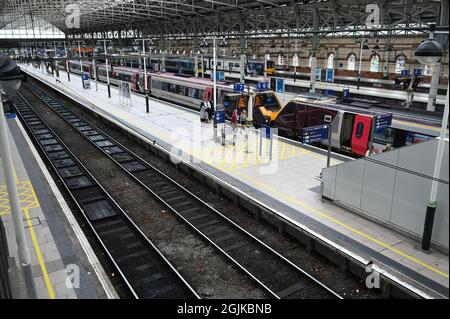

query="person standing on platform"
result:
[231,109,238,146]
[239,109,247,126]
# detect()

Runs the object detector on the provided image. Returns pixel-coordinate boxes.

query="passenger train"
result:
[273,70,447,95]
[202,57,276,76]
[58,60,282,125]
[273,93,438,156]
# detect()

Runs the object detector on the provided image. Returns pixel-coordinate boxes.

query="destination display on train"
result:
[301,125,330,143]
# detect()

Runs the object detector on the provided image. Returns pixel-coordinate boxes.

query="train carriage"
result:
[274,93,434,156]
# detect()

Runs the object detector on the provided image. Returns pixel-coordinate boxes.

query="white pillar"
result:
[78,41,82,73]
[430,89,449,202]
[142,39,148,92]
[310,52,317,93]
[240,54,245,82]
[213,38,217,110]
[0,98,36,298]
[427,62,441,111]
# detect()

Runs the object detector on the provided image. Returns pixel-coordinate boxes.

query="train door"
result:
[205,86,213,101]
[131,73,139,91]
[340,112,355,151]
[330,112,343,149]
[351,115,372,156]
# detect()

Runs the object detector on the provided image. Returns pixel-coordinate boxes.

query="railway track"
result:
[11,92,199,299]
[21,82,343,299]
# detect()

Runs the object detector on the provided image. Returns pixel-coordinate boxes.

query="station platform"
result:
[20,64,449,299]
[0,111,116,299]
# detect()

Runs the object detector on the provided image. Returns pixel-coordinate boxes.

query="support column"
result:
[427,62,441,111]
[309,9,319,93]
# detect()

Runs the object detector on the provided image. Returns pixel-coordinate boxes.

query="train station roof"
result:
[0,0,446,40]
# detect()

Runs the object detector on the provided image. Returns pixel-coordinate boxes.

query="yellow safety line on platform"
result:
[231,170,449,280]
[0,178,56,298]
[27,181,56,299]
[393,119,443,133]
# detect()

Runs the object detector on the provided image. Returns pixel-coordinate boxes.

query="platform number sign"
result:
[214,109,225,125]
[234,83,245,93]
[257,81,269,91]
[374,113,393,131]
[401,70,409,77]
[413,69,422,76]
[215,71,225,81]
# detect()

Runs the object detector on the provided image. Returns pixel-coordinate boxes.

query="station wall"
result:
[322,138,449,250]
[175,36,449,83]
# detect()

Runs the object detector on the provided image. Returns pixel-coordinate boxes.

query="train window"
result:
[152,80,161,90]
[119,73,131,82]
[161,81,169,91]
[188,87,196,98]
[234,63,240,68]
[198,89,205,100]
[355,122,364,138]
[374,127,394,144]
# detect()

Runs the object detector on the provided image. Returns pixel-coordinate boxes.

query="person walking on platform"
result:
[200,101,209,123]
[231,109,238,146]
[239,109,247,126]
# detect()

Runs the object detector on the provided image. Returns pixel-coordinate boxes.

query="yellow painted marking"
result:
[27,180,56,299]
[230,170,449,279]
[393,119,443,133]
[280,143,286,160]
[0,180,56,298]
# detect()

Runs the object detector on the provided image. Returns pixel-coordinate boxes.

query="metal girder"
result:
[0,0,445,40]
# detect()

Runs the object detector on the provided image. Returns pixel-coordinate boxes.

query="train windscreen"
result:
[255,92,280,110]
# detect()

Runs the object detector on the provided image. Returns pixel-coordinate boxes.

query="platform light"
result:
[414,32,446,250]
[372,39,380,50]
[414,39,443,65]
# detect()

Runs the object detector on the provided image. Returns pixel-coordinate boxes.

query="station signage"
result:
[234,83,245,93]
[215,71,225,81]
[263,125,272,139]
[276,78,285,93]
[374,113,393,131]
[326,69,334,82]
[5,113,16,119]
[315,68,322,81]
[301,125,330,144]
[401,70,409,77]
[257,81,269,91]
[413,69,422,76]
[82,73,91,89]
[214,109,225,125]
